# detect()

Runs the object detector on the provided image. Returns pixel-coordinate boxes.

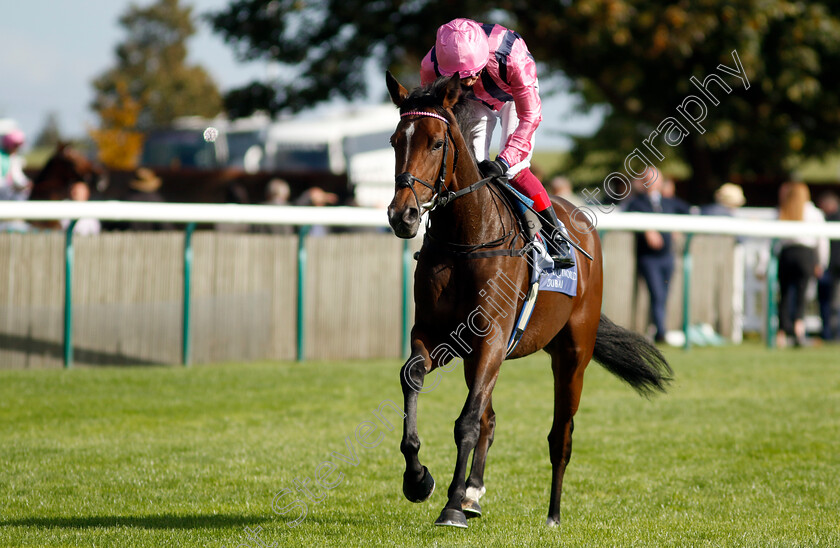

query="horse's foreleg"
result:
[435,356,501,528]
[400,338,436,503]
[462,398,495,518]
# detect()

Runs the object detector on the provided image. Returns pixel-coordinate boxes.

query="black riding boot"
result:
[537,207,575,269]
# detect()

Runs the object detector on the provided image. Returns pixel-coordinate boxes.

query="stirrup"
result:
[547,237,575,270]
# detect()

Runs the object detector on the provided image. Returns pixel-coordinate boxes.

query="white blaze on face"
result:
[404,120,416,152]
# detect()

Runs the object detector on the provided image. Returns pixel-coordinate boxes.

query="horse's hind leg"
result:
[545,339,590,527]
[400,337,437,503]
[462,398,495,518]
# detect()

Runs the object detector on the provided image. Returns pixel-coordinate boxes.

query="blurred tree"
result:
[92,0,222,133]
[89,80,145,170]
[208,1,840,197]
[33,112,63,149]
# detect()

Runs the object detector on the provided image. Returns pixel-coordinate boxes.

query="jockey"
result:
[0,129,32,201]
[421,18,574,269]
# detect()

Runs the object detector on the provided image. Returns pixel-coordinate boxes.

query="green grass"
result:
[1,344,838,547]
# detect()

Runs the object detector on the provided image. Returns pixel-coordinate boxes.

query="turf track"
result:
[1,343,837,547]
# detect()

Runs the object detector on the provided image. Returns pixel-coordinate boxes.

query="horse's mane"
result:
[401,77,481,163]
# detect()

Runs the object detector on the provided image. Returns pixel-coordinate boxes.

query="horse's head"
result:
[385,71,464,238]
[57,144,106,189]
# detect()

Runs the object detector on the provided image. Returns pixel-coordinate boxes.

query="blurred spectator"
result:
[0,129,32,201]
[619,176,649,211]
[109,168,175,231]
[624,168,691,343]
[660,177,676,199]
[774,182,829,348]
[701,182,747,342]
[816,192,840,341]
[294,186,338,237]
[252,178,293,235]
[61,181,100,235]
[549,175,584,208]
[264,178,290,205]
[217,181,251,233]
[700,182,746,216]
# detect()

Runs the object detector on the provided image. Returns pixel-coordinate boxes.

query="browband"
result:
[400,111,450,124]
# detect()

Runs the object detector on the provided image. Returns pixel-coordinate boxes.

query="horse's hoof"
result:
[403,466,435,503]
[546,516,561,527]
[435,508,468,528]
[461,497,482,518]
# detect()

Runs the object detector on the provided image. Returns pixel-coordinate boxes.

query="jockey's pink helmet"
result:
[435,18,490,78]
[2,129,25,149]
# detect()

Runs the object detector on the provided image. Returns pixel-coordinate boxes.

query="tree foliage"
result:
[33,112,63,149]
[209,1,840,196]
[92,0,222,132]
[89,80,145,170]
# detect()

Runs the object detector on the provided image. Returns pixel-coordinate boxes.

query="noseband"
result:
[395,110,460,212]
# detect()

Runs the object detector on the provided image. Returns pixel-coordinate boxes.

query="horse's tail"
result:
[592,314,672,396]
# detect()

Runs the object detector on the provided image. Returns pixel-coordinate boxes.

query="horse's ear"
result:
[386,71,408,107]
[441,73,462,109]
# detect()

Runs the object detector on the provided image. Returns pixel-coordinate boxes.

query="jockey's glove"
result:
[478,157,509,179]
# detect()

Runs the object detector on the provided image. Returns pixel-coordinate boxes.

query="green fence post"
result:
[296,226,310,362]
[401,239,412,358]
[182,222,196,366]
[63,220,77,369]
[766,239,779,348]
[682,233,693,350]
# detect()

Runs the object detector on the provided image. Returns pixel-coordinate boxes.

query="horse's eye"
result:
[432,140,444,151]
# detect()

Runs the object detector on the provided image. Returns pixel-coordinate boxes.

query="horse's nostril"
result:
[403,208,419,225]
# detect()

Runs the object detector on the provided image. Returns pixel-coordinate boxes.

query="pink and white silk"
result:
[421,22,542,170]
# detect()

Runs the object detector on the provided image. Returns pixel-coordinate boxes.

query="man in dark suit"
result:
[817,192,840,340]
[624,168,691,343]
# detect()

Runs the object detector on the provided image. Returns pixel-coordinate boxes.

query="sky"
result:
[1,0,600,151]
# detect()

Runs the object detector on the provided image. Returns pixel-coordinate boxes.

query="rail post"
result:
[682,233,693,350]
[63,220,77,369]
[766,239,779,348]
[296,226,310,361]
[182,223,196,366]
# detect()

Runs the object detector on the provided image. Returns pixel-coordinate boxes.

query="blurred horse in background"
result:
[30,143,106,202]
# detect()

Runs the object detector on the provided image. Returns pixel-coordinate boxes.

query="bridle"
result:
[395,110,488,213]
[392,106,594,262]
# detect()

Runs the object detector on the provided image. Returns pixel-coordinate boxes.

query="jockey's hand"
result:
[478,158,508,179]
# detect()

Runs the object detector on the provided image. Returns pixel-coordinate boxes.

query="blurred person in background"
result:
[293,186,338,237]
[106,168,175,231]
[701,182,748,342]
[774,182,829,348]
[0,129,32,201]
[217,181,252,233]
[624,168,691,343]
[816,192,840,341]
[253,178,293,235]
[61,181,100,236]
[549,175,584,208]
[701,182,746,217]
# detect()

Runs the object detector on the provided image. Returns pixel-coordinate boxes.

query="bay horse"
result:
[385,72,672,528]
[30,143,106,202]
